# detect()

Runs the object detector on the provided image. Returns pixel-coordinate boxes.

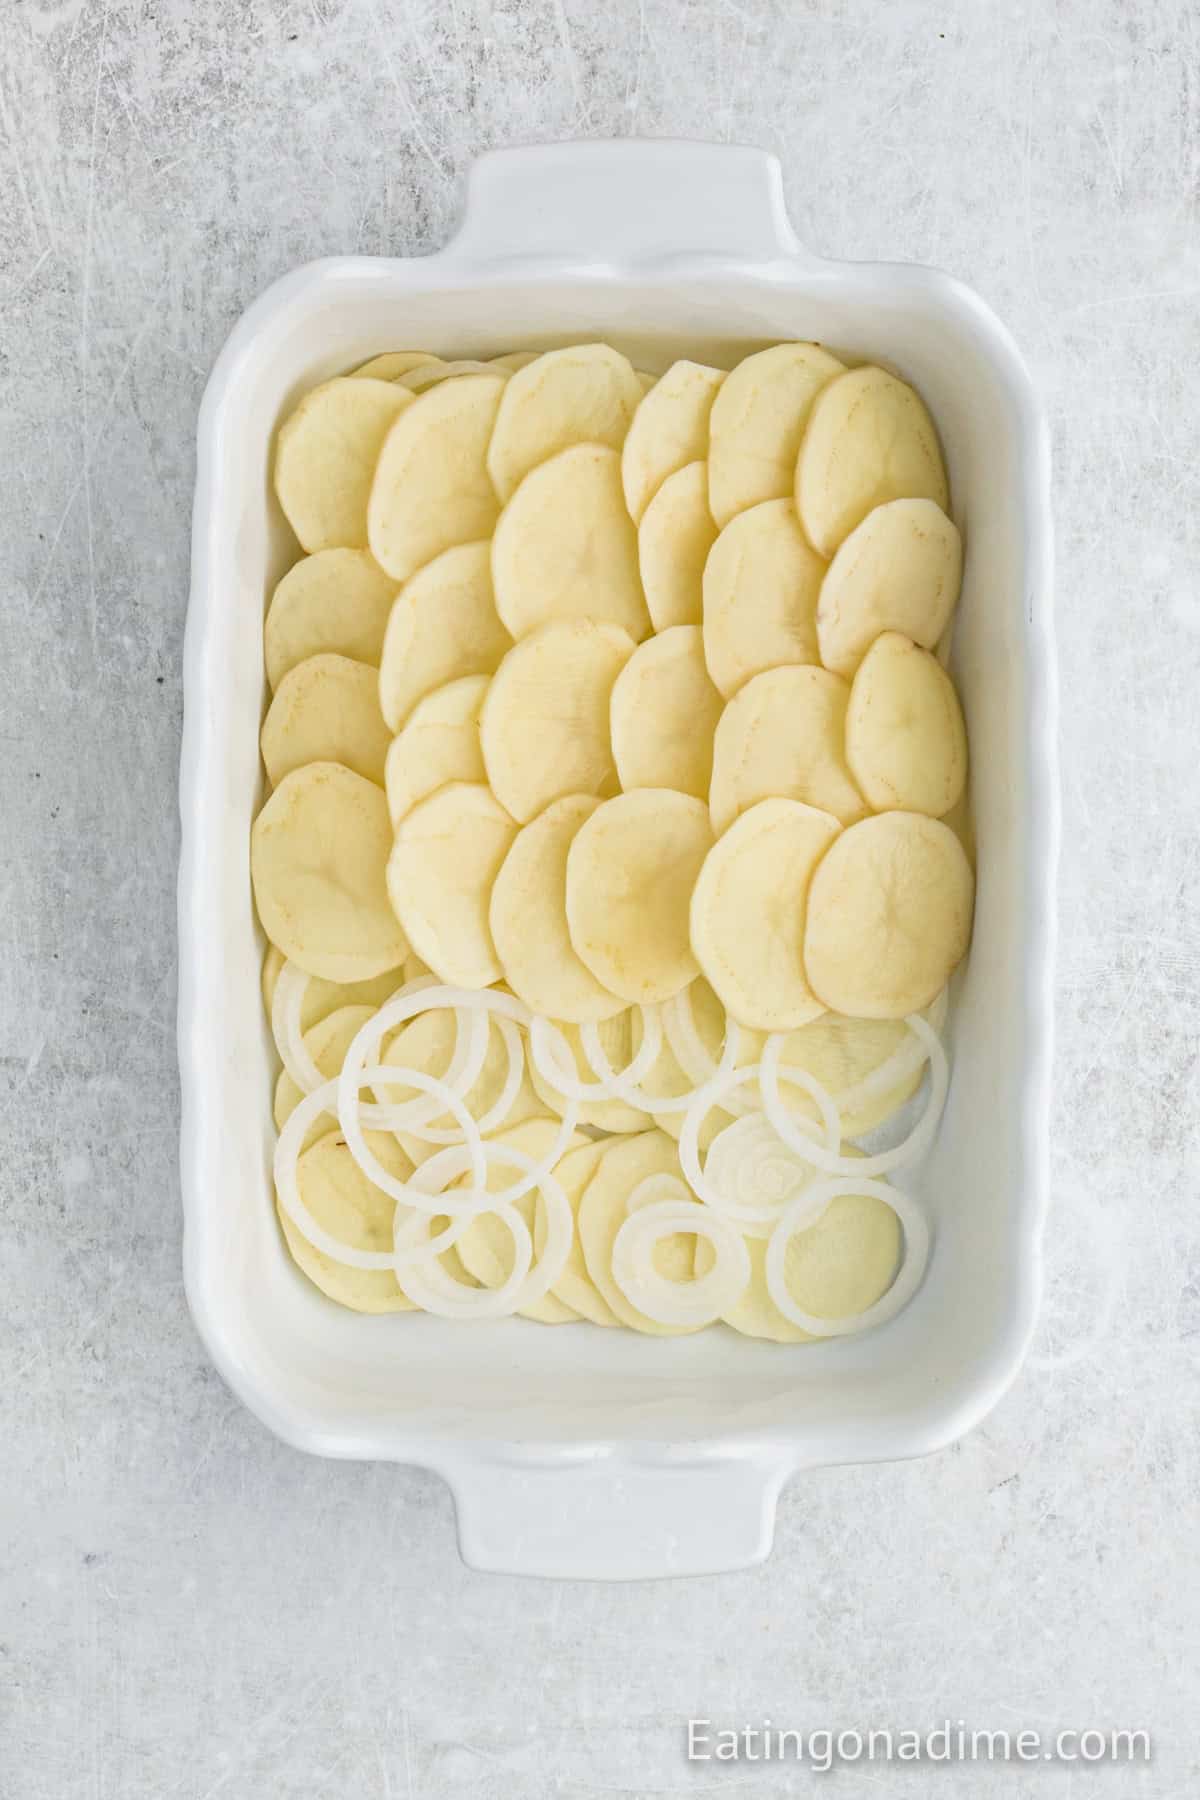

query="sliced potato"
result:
[378,1006,544,1167]
[709,664,866,835]
[486,343,644,503]
[260,653,391,788]
[845,631,967,816]
[636,370,657,394]
[479,619,635,823]
[768,1000,944,1140]
[399,358,503,392]
[816,498,962,677]
[491,443,649,640]
[367,373,505,581]
[273,1003,377,1153]
[565,790,713,1004]
[620,359,725,522]
[455,1118,585,1323]
[349,351,438,380]
[796,364,949,557]
[274,377,413,554]
[383,673,488,826]
[691,798,839,1031]
[609,625,722,800]
[377,539,511,731]
[490,350,539,372]
[637,460,717,632]
[489,795,625,1024]
[261,944,404,1031]
[577,1130,704,1336]
[722,1189,900,1342]
[386,782,516,989]
[279,1129,415,1313]
[702,498,824,699]
[533,1140,619,1325]
[264,549,397,691]
[804,812,973,1017]
[528,1011,652,1134]
[707,342,845,528]
[251,762,408,981]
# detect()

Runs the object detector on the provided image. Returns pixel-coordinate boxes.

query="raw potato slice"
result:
[770,997,945,1140]
[480,620,635,823]
[796,364,949,557]
[816,498,962,677]
[486,343,644,503]
[630,978,763,1150]
[273,1003,377,1154]
[367,373,505,581]
[264,549,398,691]
[707,342,845,528]
[577,1130,705,1336]
[636,371,657,394]
[702,499,824,699]
[709,664,866,834]
[455,1119,585,1324]
[565,790,714,1004]
[350,351,438,380]
[638,461,717,632]
[533,1140,620,1326]
[377,1007,544,1167]
[383,673,488,826]
[804,812,974,1017]
[279,1129,416,1313]
[489,795,625,1024]
[386,782,516,989]
[621,359,725,522]
[260,653,391,788]
[528,1011,652,1134]
[377,540,512,731]
[274,377,413,553]
[252,762,408,981]
[399,358,502,392]
[690,798,839,1031]
[844,631,967,817]
[261,945,404,1030]
[722,1186,900,1343]
[491,444,649,640]
[609,626,722,799]
[490,351,539,372]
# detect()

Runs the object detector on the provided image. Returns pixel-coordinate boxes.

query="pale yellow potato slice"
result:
[386,782,516,989]
[490,351,539,372]
[609,625,722,800]
[722,1186,900,1342]
[637,460,717,632]
[273,1004,377,1154]
[565,790,713,1004]
[702,498,825,699]
[274,377,413,554]
[383,673,488,827]
[486,343,644,502]
[279,1129,415,1313]
[533,1140,620,1326]
[768,997,945,1140]
[845,631,968,817]
[709,664,866,835]
[577,1130,704,1336]
[367,373,505,581]
[489,795,625,1024]
[377,540,512,731]
[264,549,397,691]
[621,359,725,522]
[630,978,762,1149]
[377,1006,544,1167]
[796,365,949,558]
[399,359,503,392]
[261,945,404,1031]
[480,619,635,823]
[804,813,973,1017]
[260,653,391,788]
[350,351,438,380]
[252,762,408,981]
[690,798,839,1031]
[490,443,649,640]
[455,1119,585,1323]
[528,1011,652,1134]
[707,342,845,528]
[816,498,962,677]
[636,370,657,394]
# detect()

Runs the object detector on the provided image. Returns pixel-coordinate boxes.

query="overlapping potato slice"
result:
[490,350,539,372]
[533,1140,620,1325]
[707,342,845,528]
[454,1118,585,1323]
[804,812,973,1017]
[252,762,408,980]
[845,631,967,816]
[377,540,512,731]
[577,1130,704,1336]
[768,997,945,1140]
[709,664,866,835]
[264,549,397,691]
[350,351,438,380]
[637,460,717,632]
[367,373,506,580]
[489,795,625,1024]
[490,444,649,640]
[279,1129,415,1312]
[486,343,644,502]
[260,653,391,788]
[386,782,516,989]
[528,1011,652,1134]
[480,619,635,822]
[721,1183,901,1342]
[702,498,824,698]
[796,365,949,558]
[399,359,501,392]
[565,790,713,1004]
[691,798,839,1031]
[273,1003,377,1153]
[274,378,414,554]
[261,945,405,1030]
[620,359,725,522]
[816,497,962,677]
[377,1006,544,1167]
[609,625,722,800]
[383,673,488,827]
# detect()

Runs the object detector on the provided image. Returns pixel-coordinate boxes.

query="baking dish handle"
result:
[441,1451,787,1580]
[446,139,807,266]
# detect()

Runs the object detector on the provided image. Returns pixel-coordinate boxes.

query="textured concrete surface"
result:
[2,1,1198,1795]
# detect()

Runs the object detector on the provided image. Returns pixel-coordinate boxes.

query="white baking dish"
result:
[178,139,1057,1579]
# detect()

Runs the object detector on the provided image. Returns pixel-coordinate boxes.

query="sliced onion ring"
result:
[764,1177,930,1337]
[678,1062,840,1210]
[611,1200,751,1327]
[700,1112,819,1236]
[829,991,949,1121]
[577,1008,665,1109]
[270,960,323,1095]
[338,1061,486,1210]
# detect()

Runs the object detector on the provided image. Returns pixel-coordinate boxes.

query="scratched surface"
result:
[1,2,1198,1795]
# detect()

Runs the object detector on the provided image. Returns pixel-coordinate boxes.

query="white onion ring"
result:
[700,1112,819,1235]
[577,1008,665,1109]
[393,1013,527,1144]
[338,1061,486,1211]
[829,990,949,1120]
[661,987,755,1117]
[270,960,323,1095]
[611,1200,751,1326]
[764,1177,930,1336]
[341,984,529,1135]
[529,1010,660,1106]
[395,1199,532,1317]
[678,1061,840,1210]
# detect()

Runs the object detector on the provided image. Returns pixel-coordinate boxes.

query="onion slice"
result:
[764,1177,930,1337]
[270,960,323,1095]
[611,1200,751,1327]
